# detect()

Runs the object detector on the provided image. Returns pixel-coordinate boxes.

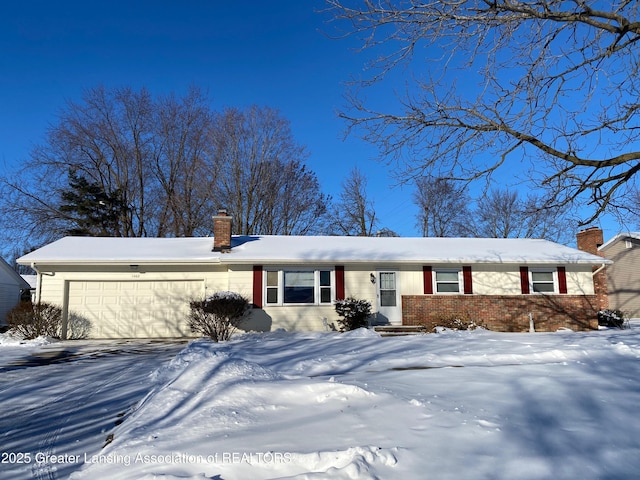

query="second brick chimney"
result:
[213,209,232,252]
[576,226,608,310]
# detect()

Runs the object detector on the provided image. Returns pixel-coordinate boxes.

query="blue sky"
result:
[0,0,622,243]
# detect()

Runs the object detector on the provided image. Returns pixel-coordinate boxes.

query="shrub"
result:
[334,297,372,332]
[598,309,627,329]
[67,313,92,339]
[6,302,62,339]
[432,313,486,333]
[188,291,249,342]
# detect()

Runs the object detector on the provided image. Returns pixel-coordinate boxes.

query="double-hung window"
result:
[530,270,555,293]
[265,269,333,305]
[434,270,460,293]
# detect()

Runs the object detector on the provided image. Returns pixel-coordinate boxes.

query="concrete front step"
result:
[373,325,427,336]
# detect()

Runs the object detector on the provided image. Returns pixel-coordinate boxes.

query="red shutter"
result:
[463,266,473,294]
[423,266,433,294]
[557,266,568,294]
[252,265,263,308]
[520,267,530,294]
[335,265,345,300]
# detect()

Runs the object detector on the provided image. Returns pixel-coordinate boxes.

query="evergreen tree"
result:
[59,170,128,236]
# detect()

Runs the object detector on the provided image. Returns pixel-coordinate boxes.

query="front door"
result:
[376,271,401,325]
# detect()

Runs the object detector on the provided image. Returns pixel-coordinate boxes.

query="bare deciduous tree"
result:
[413,177,472,237]
[475,189,527,239]
[616,185,640,229]
[0,88,328,247]
[212,105,329,235]
[473,188,574,243]
[330,167,378,236]
[327,0,640,224]
[152,88,218,237]
[1,86,158,239]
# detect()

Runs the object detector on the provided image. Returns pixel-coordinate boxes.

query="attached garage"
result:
[16,236,223,339]
[67,279,205,338]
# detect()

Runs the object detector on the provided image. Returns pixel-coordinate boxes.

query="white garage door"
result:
[68,280,204,338]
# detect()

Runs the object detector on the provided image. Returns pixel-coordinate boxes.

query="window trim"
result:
[529,268,558,294]
[263,268,335,306]
[433,269,462,294]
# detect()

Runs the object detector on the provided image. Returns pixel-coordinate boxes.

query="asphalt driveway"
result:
[0,339,188,480]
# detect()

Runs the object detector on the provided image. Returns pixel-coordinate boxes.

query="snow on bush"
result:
[598,309,627,329]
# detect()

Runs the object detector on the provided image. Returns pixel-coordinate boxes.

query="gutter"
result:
[218,258,613,266]
[20,259,222,267]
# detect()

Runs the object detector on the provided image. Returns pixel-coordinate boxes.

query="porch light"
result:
[370,273,376,284]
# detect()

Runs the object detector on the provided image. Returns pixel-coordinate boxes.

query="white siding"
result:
[39,275,65,307]
[227,265,254,299]
[260,304,338,332]
[565,266,596,295]
[469,265,521,295]
[343,265,378,307]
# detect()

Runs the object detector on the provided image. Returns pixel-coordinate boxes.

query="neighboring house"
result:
[0,257,31,325]
[21,274,37,302]
[17,212,610,339]
[600,232,640,319]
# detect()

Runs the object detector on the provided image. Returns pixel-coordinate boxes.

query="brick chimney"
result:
[213,209,232,252]
[576,226,604,255]
[576,227,608,310]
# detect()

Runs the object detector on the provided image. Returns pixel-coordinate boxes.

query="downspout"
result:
[29,262,56,301]
[30,263,66,338]
[30,262,42,305]
[592,263,608,312]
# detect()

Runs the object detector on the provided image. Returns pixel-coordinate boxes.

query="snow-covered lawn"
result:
[2,325,640,480]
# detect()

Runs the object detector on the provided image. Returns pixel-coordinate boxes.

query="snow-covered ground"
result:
[0,336,186,480]
[2,324,640,480]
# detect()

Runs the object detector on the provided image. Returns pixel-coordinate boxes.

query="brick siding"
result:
[402,294,599,332]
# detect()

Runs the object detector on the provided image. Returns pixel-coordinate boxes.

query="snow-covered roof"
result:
[17,235,609,266]
[599,232,640,251]
[20,275,37,289]
[0,256,31,288]
[17,237,219,265]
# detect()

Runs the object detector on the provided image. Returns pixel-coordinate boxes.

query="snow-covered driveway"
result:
[0,339,187,480]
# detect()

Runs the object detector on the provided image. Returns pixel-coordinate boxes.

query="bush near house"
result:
[334,297,372,332]
[6,302,62,339]
[597,309,627,329]
[188,291,249,342]
[432,313,487,333]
